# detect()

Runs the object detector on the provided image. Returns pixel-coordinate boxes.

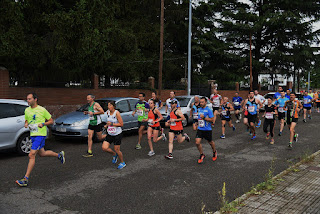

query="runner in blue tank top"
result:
[232,92,243,123]
[302,90,313,123]
[274,91,289,136]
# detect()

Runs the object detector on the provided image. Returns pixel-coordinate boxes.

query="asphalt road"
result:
[1,112,320,214]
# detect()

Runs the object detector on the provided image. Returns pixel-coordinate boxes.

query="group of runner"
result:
[16,87,319,186]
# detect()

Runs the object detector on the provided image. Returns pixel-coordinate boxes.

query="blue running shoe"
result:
[16,176,28,187]
[117,162,126,169]
[232,125,236,131]
[220,135,226,139]
[58,151,65,164]
[112,154,118,164]
[256,120,261,128]
[251,135,256,140]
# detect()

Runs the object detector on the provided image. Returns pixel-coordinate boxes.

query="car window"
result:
[117,100,130,113]
[176,97,191,107]
[13,104,28,116]
[96,100,112,111]
[0,103,24,119]
[128,99,138,111]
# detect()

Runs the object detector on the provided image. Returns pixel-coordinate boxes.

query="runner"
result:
[145,99,166,156]
[189,95,201,131]
[148,91,163,110]
[220,97,236,139]
[243,91,263,140]
[274,91,289,136]
[285,89,291,99]
[284,93,302,148]
[254,90,265,128]
[102,101,126,169]
[302,91,313,122]
[210,89,222,126]
[242,93,250,133]
[164,100,190,159]
[274,86,283,100]
[132,92,150,150]
[165,91,180,121]
[195,97,217,164]
[83,94,106,157]
[16,93,65,187]
[262,97,277,144]
[315,91,320,113]
[232,92,243,123]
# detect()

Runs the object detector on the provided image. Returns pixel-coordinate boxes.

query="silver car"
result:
[0,99,31,155]
[159,95,212,126]
[51,97,140,138]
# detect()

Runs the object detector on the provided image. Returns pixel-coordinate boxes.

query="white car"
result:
[159,95,212,126]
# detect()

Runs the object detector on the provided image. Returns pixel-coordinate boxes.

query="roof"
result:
[0,99,28,105]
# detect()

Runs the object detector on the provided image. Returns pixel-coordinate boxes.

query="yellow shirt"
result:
[25,105,51,136]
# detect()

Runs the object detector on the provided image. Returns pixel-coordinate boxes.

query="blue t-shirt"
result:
[275,97,289,113]
[285,94,290,99]
[303,95,313,107]
[197,107,214,131]
[232,96,243,108]
[246,100,258,115]
[274,92,281,99]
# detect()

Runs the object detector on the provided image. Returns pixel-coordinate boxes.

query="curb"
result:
[213,149,320,214]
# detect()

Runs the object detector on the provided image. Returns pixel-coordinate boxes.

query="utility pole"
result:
[158,0,164,96]
[187,0,192,96]
[250,33,253,91]
[308,71,310,91]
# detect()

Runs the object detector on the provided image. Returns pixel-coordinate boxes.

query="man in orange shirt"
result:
[314,91,320,113]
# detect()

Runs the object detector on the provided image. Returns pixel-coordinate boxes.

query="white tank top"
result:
[106,110,122,136]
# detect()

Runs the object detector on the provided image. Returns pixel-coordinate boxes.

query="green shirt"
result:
[25,105,51,136]
[88,102,102,126]
[135,101,149,122]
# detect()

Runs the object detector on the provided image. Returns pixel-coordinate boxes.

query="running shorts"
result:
[169,129,183,135]
[196,130,212,142]
[31,136,46,150]
[105,133,122,145]
[247,114,257,124]
[88,124,103,132]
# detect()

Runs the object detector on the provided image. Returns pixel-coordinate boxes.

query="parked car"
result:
[159,95,212,127]
[51,97,139,138]
[0,99,31,155]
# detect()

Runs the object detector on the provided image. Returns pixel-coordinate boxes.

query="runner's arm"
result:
[228,103,234,111]
[155,109,163,123]
[94,103,104,115]
[113,111,123,127]
[175,110,185,122]
[24,120,28,128]
[39,118,53,128]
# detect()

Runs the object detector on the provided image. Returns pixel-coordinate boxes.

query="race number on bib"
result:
[193,113,198,119]
[248,106,255,113]
[170,121,176,126]
[304,99,309,104]
[278,107,284,113]
[89,115,94,120]
[234,102,240,106]
[28,124,39,133]
[213,100,219,106]
[265,112,273,119]
[221,110,227,116]
[148,119,154,126]
[137,109,143,116]
[107,126,116,135]
[198,119,205,127]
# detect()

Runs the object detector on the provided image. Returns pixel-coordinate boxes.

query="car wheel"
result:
[182,115,188,127]
[16,133,32,155]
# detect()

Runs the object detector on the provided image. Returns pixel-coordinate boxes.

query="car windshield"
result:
[76,100,112,112]
[176,97,191,107]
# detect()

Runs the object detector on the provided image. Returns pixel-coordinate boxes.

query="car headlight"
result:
[71,119,88,127]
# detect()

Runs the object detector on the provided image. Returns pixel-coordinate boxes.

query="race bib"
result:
[28,124,39,133]
[137,109,143,116]
[265,112,273,119]
[234,102,240,106]
[278,107,284,113]
[170,121,176,126]
[107,126,116,135]
[221,110,227,116]
[213,100,219,106]
[148,119,154,126]
[198,119,205,127]
[193,112,198,119]
[304,99,309,104]
[248,106,255,113]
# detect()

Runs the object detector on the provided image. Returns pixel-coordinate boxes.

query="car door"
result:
[0,103,27,149]
[128,99,139,129]
[116,99,132,131]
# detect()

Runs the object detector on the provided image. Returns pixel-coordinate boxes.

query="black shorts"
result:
[304,106,311,110]
[278,112,286,120]
[247,114,257,124]
[221,116,231,121]
[317,102,320,108]
[149,126,161,131]
[196,130,212,142]
[88,124,103,132]
[234,107,241,111]
[169,129,183,135]
[193,119,198,124]
[212,107,219,112]
[287,117,298,125]
[105,133,122,145]
[138,121,148,128]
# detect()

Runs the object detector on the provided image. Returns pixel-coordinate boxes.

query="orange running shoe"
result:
[212,150,218,161]
[198,154,205,164]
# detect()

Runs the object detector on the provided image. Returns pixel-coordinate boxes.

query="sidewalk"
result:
[224,150,320,214]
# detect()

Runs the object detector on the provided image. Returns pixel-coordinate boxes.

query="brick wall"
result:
[0,67,9,99]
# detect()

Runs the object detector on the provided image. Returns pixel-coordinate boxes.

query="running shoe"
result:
[165,153,173,159]
[162,133,167,141]
[220,135,226,139]
[212,124,215,128]
[232,125,236,131]
[270,139,274,145]
[256,120,261,128]
[236,120,240,123]
[239,114,242,120]
[148,151,155,156]
[294,133,298,143]
[278,132,282,136]
[117,162,126,169]
[173,136,177,141]
[58,151,65,164]
[308,115,312,119]
[82,151,93,158]
[184,133,190,142]
[135,144,142,150]
[212,151,218,161]
[266,132,270,139]
[303,119,307,123]
[198,154,205,164]
[249,132,253,136]
[288,142,293,148]
[15,177,28,187]
[112,154,118,164]
[251,135,256,140]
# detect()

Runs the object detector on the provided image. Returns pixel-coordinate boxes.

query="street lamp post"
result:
[187,0,192,96]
